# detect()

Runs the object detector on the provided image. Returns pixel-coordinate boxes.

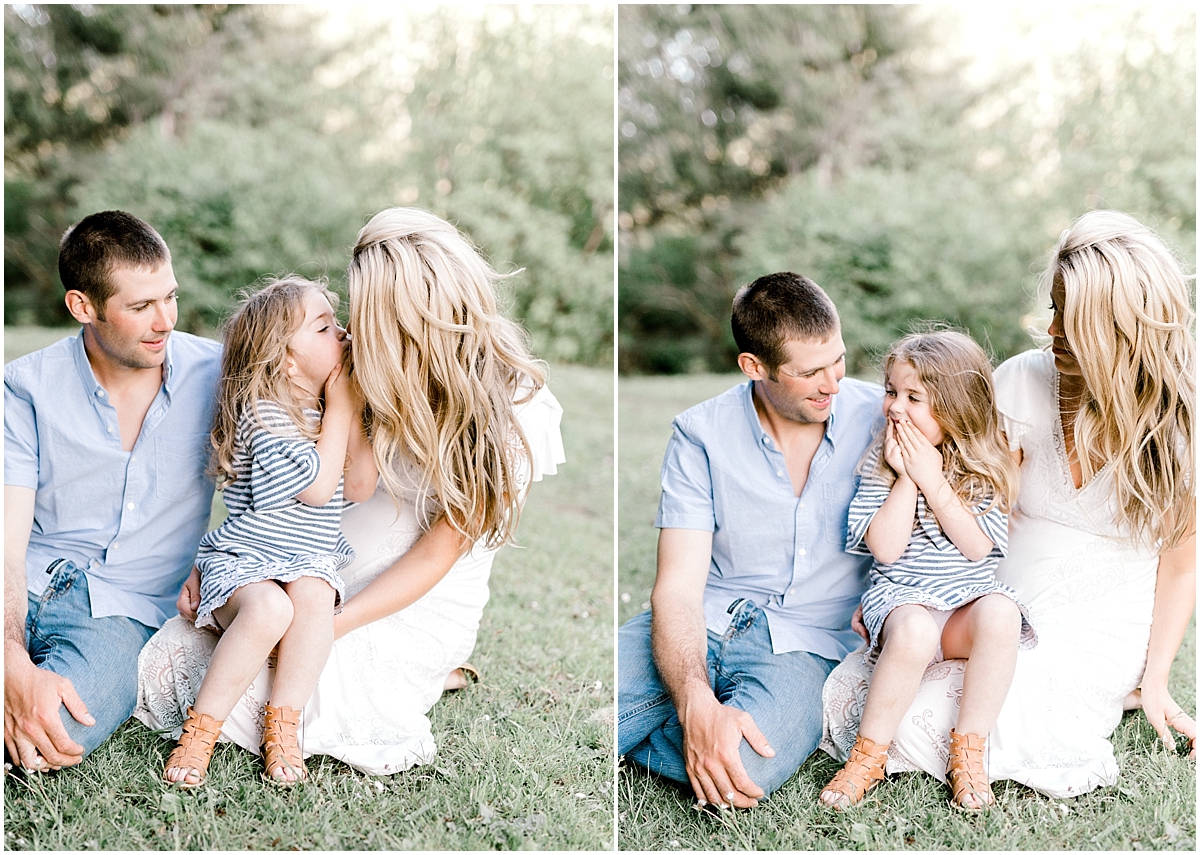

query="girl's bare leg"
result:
[165,581,294,784]
[264,576,335,783]
[270,576,336,711]
[857,604,943,745]
[940,594,1022,736]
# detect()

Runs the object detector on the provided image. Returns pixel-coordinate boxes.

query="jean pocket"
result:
[40,559,79,602]
[155,434,209,500]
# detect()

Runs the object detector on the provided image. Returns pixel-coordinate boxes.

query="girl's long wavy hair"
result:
[1045,210,1195,549]
[209,276,337,485]
[867,330,1019,514]
[347,207,546,548]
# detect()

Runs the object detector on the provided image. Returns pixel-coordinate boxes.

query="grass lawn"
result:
[617,371,1197,851]
[3,328,614,850]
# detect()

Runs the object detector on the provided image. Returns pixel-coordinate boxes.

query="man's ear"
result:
[64,290,99,325]
[738,352,767,381]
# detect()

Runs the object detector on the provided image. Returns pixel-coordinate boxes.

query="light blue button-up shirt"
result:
[655,378,883,661]
[5,331,221,628]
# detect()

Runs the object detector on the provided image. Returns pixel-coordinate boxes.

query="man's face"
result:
[750,333,847,425]
[84,262,179,372]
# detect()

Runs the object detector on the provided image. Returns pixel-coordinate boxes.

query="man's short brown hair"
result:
[731,272,839,373]
[58,211,170,316]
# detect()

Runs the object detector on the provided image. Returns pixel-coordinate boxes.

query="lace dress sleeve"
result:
[993,349,1051,454]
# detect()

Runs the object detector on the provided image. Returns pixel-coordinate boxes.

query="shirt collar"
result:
[70,327,174,400]
[739,379,842,447]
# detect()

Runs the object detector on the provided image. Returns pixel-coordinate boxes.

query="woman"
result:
[821,210,1195,798]
[136,208,565,774]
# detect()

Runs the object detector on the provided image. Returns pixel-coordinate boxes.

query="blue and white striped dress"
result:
[848,443,1036,660]
[194,400,351,630]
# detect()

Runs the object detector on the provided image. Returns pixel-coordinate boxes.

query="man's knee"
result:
[737,710,823,796]
[617,619,677,756]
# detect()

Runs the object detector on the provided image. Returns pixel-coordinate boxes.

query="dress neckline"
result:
[1051,369,1113,496]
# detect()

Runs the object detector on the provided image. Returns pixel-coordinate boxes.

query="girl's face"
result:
[1047,278,1082,376]
[883,359,944,446]
[286,288,347,398]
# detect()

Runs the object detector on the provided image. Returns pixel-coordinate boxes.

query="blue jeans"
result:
[23,560,157,758]
[617,601,836,797]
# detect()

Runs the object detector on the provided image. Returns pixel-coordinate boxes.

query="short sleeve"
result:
[993,349,1052,453]
[243,404,321,509]
[3,373,39,489]
[845,443,890,555]
[655,421,717,532]
[515,383,565,483]
[971,501,1009,558]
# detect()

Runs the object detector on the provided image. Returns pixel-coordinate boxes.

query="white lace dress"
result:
[821,349,1162,798]
[135,385,564,775]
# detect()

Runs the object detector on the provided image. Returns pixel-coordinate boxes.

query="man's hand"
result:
[4,651,90,770]
[176,566,201,622]
[851,604,868,641]
[679,693,773,809]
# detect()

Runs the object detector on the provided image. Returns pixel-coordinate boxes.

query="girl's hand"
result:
[323,353,351,413]
[1138,683,1197,758]
[883,419,907,478]
[894,419,943,490]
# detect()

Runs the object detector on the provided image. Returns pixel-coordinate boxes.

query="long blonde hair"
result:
[209,276,338,484]
[1045,210,1195,549]
[347,207,546,548]
[869,330,1019,514]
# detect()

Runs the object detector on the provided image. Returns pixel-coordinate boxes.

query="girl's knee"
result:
[972,595,1021,636]
[284,576,336,611]
[881,607,940,660]
[230,582,294,633]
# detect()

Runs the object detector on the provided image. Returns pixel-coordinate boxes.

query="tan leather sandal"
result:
[819,733,889,810]
[262,704,307,785]
[947,729,993,810]
[163,707,223,789]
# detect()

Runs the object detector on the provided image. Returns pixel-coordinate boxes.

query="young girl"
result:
[819,330,1035,811]
[163,276,376,788]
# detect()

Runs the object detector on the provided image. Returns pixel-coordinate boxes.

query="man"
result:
[617,272,882,808]
[4,211,221,772]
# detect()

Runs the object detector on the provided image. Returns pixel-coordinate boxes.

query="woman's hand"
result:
[1137,683,1196,758]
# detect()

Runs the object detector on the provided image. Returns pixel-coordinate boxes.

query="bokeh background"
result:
[5,3,614,366]
[618,4,1195,375]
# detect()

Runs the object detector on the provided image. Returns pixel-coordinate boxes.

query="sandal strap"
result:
[947,729,993,807]
[164,707,224,785]
[263,704,307,782]
[821,734,889,806]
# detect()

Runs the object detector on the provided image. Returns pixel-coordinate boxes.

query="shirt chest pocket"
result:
[824,481,857,545]
[155,434,209,500]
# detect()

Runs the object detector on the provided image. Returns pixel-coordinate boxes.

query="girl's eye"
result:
[885,389,896,397]
[318,325,329,333]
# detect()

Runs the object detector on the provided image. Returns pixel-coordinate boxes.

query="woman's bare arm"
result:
[332,515,470,639]
[1137,530,1197,755]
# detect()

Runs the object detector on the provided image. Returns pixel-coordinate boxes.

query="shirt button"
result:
[799,548,807,556]
[107,426,114,434]
[788,588,795,595]
[112,542,119,549]
[126,503,135,511]
[776,470,783,477]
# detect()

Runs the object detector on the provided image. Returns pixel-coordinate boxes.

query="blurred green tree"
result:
[5,4,614,366]
[618,4,1195,374]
